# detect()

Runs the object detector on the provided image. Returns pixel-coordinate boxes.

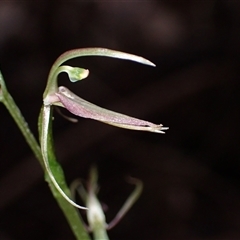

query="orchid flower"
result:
[40,48,168,210]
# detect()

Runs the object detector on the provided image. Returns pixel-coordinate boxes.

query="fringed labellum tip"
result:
[55,86,168,134]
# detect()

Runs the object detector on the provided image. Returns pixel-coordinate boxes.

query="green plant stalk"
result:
[0,71,90,240]
[93,228,109,240]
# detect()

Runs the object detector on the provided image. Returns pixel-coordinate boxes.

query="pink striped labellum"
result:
[55,86,168,134]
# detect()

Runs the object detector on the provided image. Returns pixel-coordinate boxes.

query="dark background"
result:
[0,1,240,239]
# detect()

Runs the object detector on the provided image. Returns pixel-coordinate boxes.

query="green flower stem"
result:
[93,228,109,240]
[0,71,90,240]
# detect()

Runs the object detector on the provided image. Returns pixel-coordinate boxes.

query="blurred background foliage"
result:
[0,1,240,239]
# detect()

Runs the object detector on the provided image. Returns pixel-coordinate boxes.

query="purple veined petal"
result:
[55,86,168,134]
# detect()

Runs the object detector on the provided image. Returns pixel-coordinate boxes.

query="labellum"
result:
[55,86,168,134]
